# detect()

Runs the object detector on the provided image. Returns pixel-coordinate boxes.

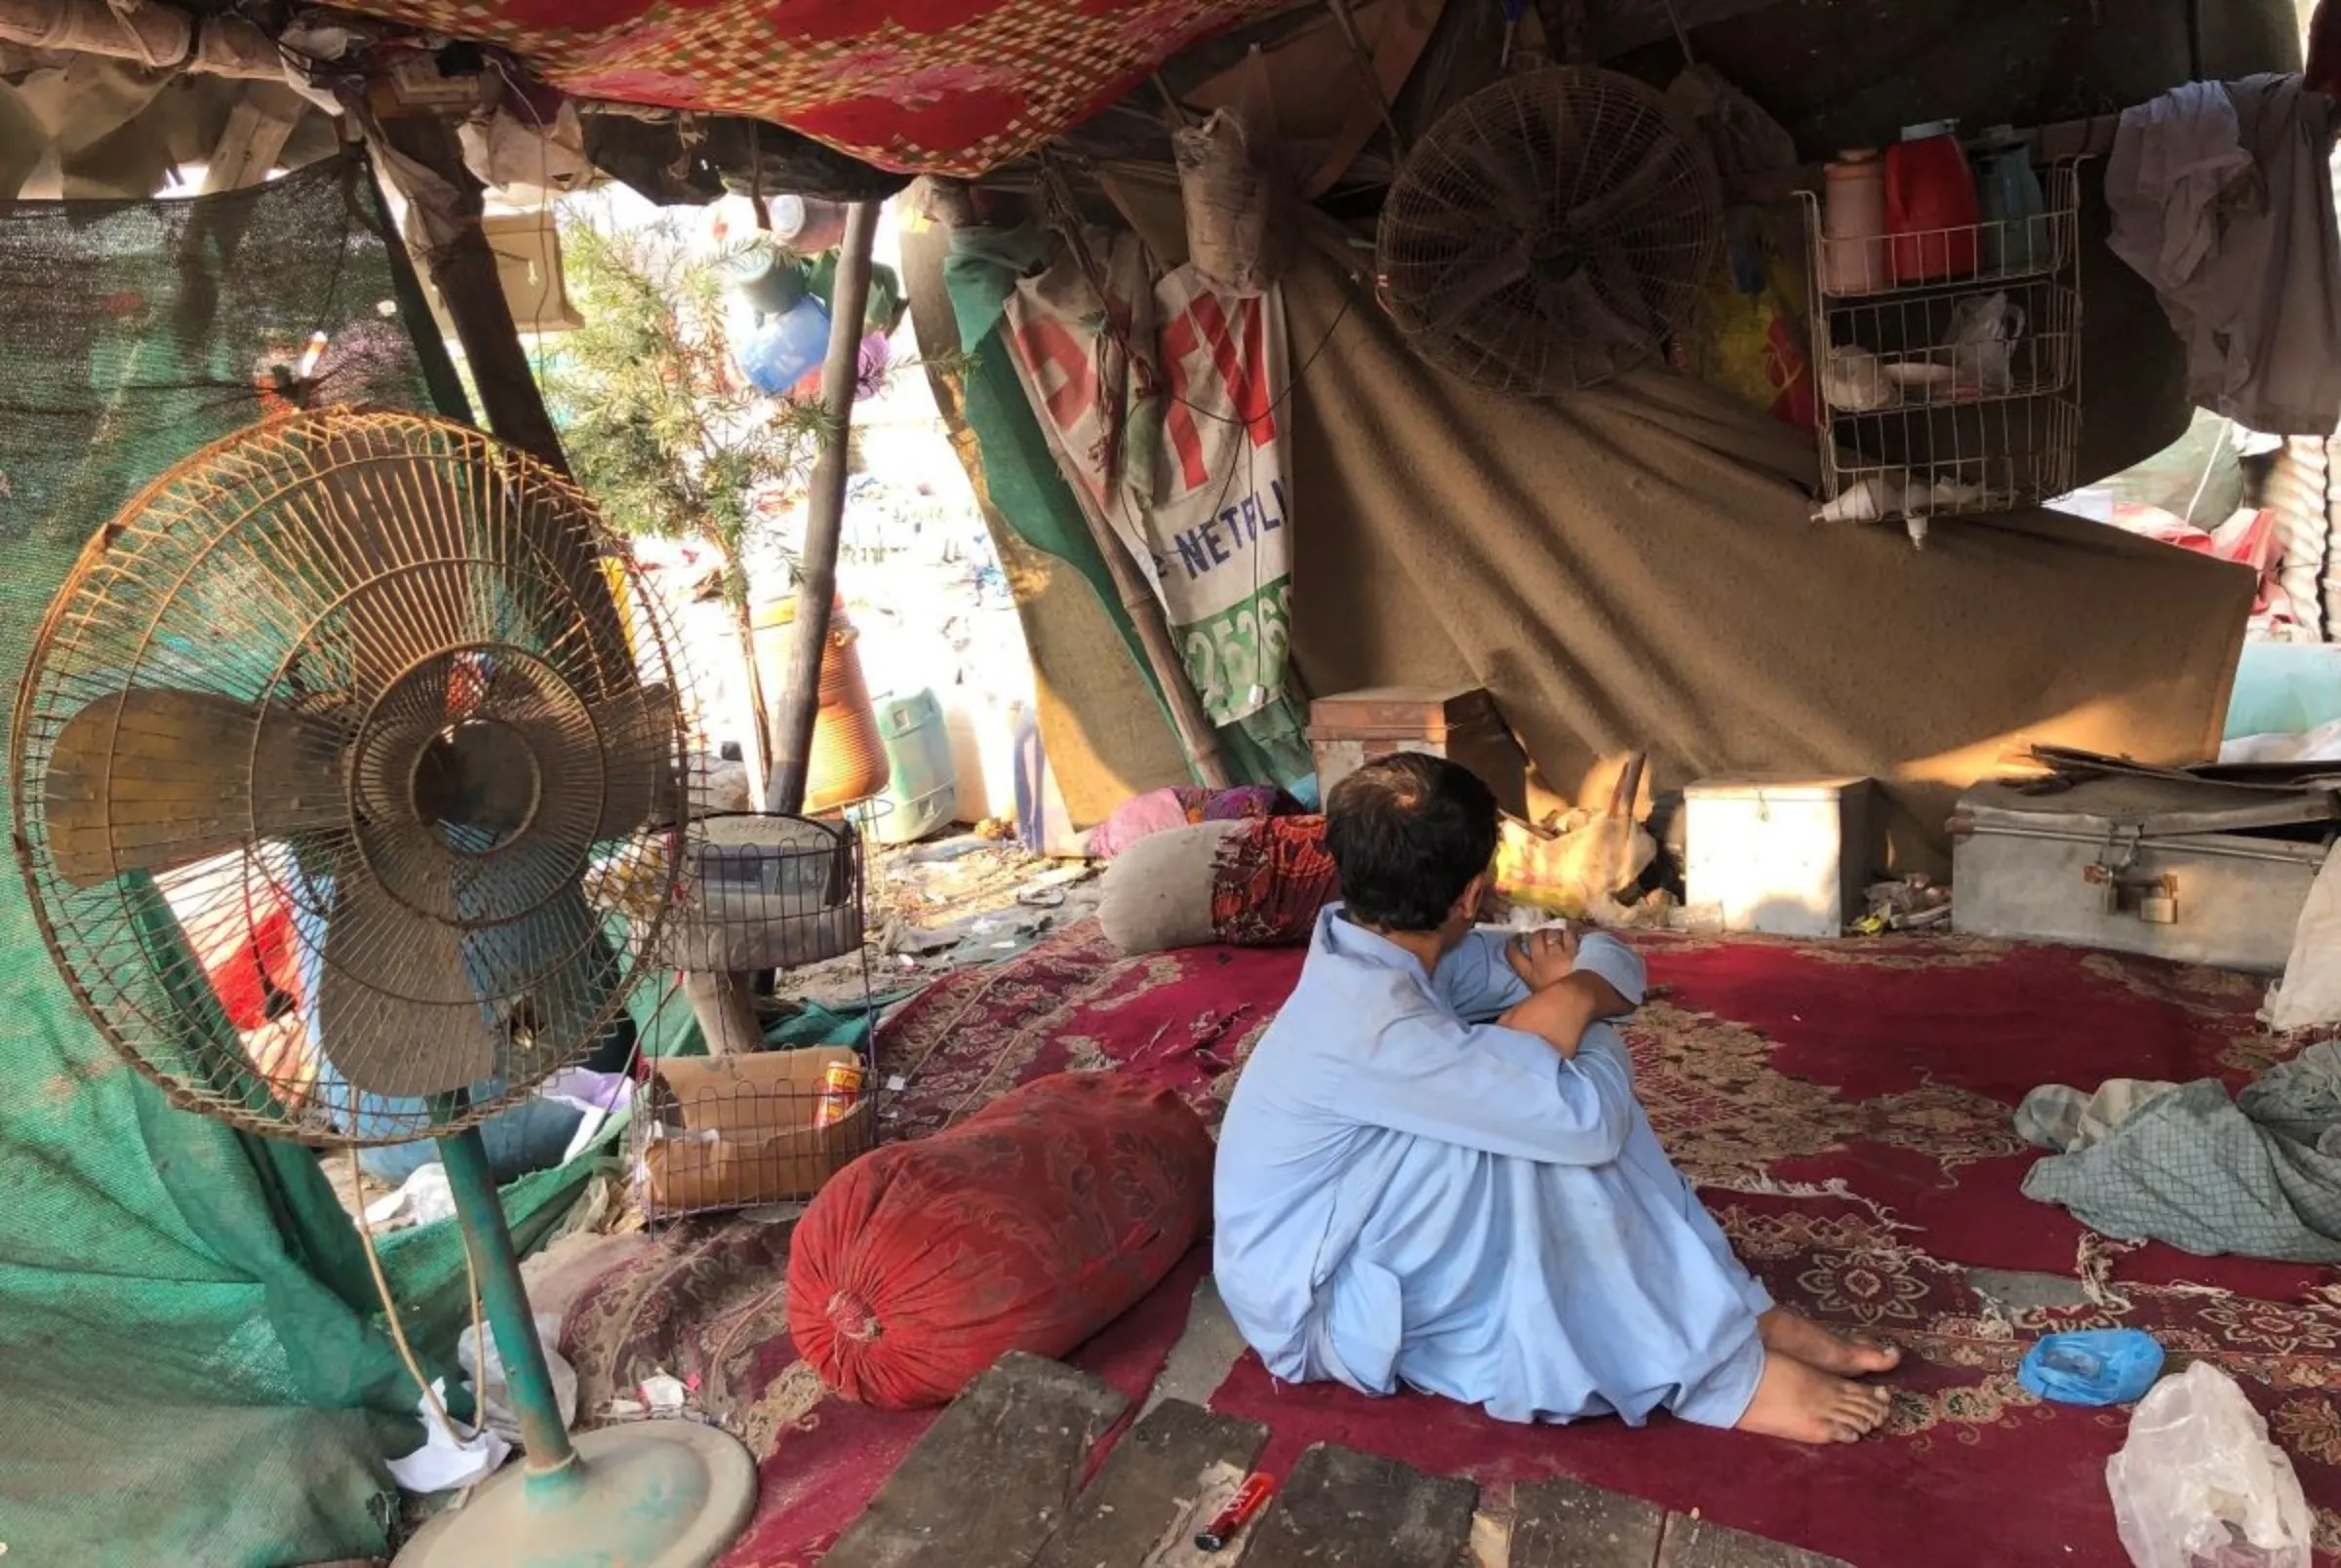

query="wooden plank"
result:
[1510,1475,1666,1567]
[1657,1514,1853,1568]
[824,1352,1130,1568]
[1235,1443,1477,1568]
[1032,1399,1268,1568]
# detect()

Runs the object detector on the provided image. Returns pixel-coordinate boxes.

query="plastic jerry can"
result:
[1885,120,1980,283]
[1972,127,2049,274]
[862,687,958,846]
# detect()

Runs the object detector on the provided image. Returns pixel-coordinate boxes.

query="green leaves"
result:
[539,212,829,578]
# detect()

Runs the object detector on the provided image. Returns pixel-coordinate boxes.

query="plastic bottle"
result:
[1885,119,1980,283]
[1821,150,1891,295]
[1972,126,2049,274]
[734,294,831,395]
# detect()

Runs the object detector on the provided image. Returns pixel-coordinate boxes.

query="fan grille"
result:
[11,408,694,1142]
[1376,66,1723,395]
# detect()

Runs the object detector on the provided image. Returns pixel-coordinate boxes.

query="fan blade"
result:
[314,859,499,1099]
[1422,238,1533,338]
[594,683,678,838]
[1449,125,1547,232]
[44,689,346,888]
[481,680,678,843]
[463,879,605,1084]
[1567,141,1705,246]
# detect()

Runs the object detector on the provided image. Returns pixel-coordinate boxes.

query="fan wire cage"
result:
[11,406,699,1146]
[1376,65,1724,395]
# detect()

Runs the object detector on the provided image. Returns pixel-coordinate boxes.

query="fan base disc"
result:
[392,1421,758,1568]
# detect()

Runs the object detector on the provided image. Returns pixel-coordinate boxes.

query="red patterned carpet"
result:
[556,922,2341,1566]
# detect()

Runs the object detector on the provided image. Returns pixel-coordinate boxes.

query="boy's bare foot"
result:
[1736,1352,1894,1444]
[1759,1308,1902,1377]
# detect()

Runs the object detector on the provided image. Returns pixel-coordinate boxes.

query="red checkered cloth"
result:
[342,0,1288,175]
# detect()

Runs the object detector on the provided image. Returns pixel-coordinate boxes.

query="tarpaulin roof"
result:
[330,0,1294,176]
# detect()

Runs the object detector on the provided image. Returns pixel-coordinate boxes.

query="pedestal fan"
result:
[10,408,757,1567]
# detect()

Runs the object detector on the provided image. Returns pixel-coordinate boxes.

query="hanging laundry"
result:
[2106,76,2341,436]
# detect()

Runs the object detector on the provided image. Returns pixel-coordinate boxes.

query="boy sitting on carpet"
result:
[1213,753,1899,1443]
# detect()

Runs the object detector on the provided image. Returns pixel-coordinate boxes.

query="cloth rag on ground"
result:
[2019,1040,2341,1262]
[786,1070,1212,1409]
[2107,75,2341,436]
[1214,918,1772,1429]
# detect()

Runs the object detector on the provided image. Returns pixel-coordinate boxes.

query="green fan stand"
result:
[394,1126,759,1566]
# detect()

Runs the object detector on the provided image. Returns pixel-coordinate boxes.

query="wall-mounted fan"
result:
[12,407,756,1567]
[1376,65,1724,394]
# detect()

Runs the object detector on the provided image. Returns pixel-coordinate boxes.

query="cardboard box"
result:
[639,1047,874,1213]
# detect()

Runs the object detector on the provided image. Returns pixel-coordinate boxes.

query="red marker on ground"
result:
[1195,1471,1276,1552]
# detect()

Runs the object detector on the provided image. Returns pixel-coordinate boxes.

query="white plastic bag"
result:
[2266,843,2341,1033]
[457,1311,579,1448]
[386,1378,511,1494]
[1943,291,2026,395]
[362,1162,456,1232]
[2107,1362,2312,1568]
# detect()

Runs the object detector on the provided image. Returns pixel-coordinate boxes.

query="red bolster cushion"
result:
[786,1071,1213,1409]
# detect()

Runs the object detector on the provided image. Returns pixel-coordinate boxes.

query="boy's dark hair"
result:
[1324,752,1499,931]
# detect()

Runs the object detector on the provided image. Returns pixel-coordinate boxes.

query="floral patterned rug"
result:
[559,922,2339,1566]
[1213,929,2341,1566]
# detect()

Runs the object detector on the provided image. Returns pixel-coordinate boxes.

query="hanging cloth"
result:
[2106,75,2341,436]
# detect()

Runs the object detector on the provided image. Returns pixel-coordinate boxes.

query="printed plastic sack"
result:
[2107,1362,2312,1568]
[1943,290,2024,396]
[458,1310,579,1447]
[1675,210,1816,432]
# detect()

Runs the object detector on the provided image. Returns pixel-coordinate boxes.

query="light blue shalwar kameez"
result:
[1213,908,1772,1429]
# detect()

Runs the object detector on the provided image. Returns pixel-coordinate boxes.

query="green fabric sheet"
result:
[0,154,586,1568]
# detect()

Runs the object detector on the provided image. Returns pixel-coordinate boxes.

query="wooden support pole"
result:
[1078,490,1235,790]
[368,110,636,694]
[767,201,883,815]
[680,968,764,1058]
[376,115,567,472]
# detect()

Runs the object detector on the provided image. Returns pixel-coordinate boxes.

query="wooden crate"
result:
[1306,686,1528,817]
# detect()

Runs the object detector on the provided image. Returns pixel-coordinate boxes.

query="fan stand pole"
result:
[437,1123,587,1483]
[395,1124,758,1566]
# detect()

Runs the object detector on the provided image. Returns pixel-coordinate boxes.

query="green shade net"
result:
[940,226,1314,798]
[0,155,589,1567]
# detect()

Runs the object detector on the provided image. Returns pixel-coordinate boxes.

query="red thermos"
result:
[1885,120,1980,283]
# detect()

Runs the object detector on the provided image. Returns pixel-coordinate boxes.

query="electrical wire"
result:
[348,1142,492,1446]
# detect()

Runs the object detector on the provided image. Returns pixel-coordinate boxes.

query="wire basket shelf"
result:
[1800,158,2085,528]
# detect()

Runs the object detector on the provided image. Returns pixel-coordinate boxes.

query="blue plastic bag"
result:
[2017,1328,2164,1407]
